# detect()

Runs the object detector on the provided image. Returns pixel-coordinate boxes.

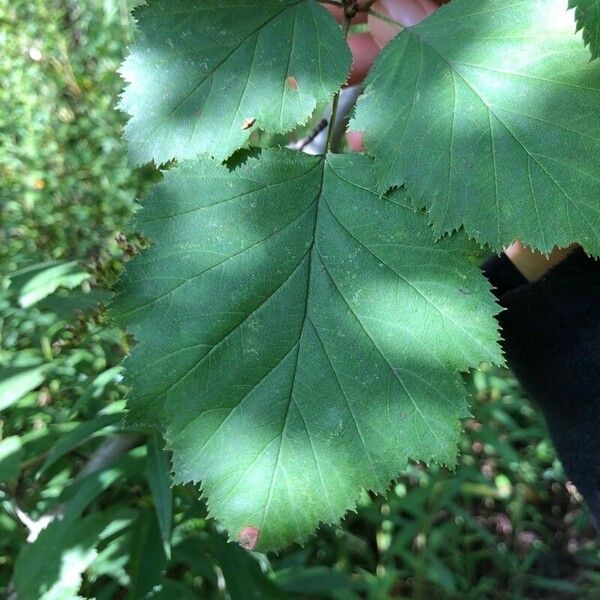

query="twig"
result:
[299,119,329,151]
[77,433,142,480]
[289,86,361,155]
[359,0,379,10]
[325,13,352,152]
[367,8,404,29]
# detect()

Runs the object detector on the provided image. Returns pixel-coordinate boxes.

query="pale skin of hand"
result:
[327,0,577,281]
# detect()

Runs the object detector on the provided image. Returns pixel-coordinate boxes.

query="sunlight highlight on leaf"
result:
[119,0,351,164]
[112,149,502,551]
[352,0,600,254]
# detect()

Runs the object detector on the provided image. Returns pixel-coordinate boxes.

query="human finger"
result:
[368,0,439,48]
[346,0,439,147]
[346,130,365,151]
[347,32,381,85]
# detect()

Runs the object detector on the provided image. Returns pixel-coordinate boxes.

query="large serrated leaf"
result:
[352,0,600,254]
[120,0,351,165]
[570,0,600,58]
[112,149,501,551]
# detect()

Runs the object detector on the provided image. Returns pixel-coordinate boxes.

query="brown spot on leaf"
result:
[239,526,260,551]
[286,75,298,91]
[242,118,256,130]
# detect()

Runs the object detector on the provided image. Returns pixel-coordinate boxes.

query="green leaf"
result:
[146,432,173,559]
[112,149,501,551]
[0,365,47,411]
[87,509,137,587]
[59,446,145,520]
[9,260,90,308]
[120,0,351,164]
[14,513,107,600]
[275,566,351,595]
[351,0,600,254]
[208,531,285,599]
[570,0,600,59]
[126,510,168,600]
[0,436,23,483]
[37,410,125,478]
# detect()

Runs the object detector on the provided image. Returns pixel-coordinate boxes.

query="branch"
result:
[77,433,142,480]
[289,85,361,155]
[359,0,379,9]
[367,8,404,28]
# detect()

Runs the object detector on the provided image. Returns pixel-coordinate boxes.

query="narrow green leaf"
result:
[113,149,501,551]
[152,581,199,600]
[127,510,168,600]
[37,411,125,478]
[120,0,351,164]
[352,0,600,254]
[0,436,23,483]
[9,260,90,308]
[60,447,145,520]
[0,365,47,411]
[14,513,107,600]
[146,432,173,560]
[275,566,351,594]
[570,0,600,59]
[208,531,284,599]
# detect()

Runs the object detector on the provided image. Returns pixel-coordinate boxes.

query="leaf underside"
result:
[352,0,600,255]
[119,0,351,165]
[112,149,501,551]
[570,0,600,59]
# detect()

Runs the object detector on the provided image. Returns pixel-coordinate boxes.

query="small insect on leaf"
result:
[238,526,260,551]
[242,118,256,130]
[286,75,298,91]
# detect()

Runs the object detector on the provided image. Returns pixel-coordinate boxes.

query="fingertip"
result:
[369,0,440,48]
[347,32,380,85]
[346,130,365,152]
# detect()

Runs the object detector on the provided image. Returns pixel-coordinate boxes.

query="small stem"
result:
[318,0,404,29]
[367,8,404,29]
[299,118,329,151]
[325,93,342,153]
[359,0,379,10]
[318,0,405,30]
[325,17,351,153]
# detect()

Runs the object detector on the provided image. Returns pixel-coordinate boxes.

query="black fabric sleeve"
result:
[483,250,600,528]
[482,252,528,297]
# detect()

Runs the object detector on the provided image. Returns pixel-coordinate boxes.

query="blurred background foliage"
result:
[1,1,599,598]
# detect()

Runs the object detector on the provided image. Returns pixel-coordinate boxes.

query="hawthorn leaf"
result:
[120,0,351,165]
[570,0,600,58]
[351,0,600,254]
[112,149,501,551]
